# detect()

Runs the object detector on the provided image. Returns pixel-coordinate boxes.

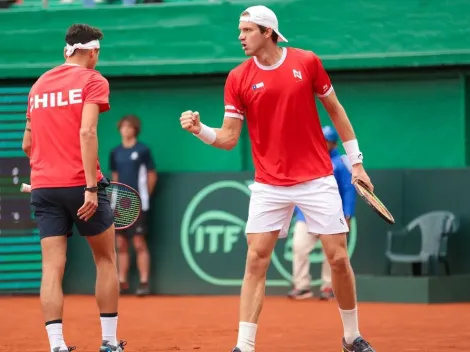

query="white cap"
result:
[239,5,288,43]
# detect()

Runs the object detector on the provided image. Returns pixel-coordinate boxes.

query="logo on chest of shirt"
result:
[252,82,265,91]
[293,69,303,81]
[131,151,139,160]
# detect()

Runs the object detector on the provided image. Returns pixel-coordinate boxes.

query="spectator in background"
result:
[109,114,157,296]
[288,125,356,300]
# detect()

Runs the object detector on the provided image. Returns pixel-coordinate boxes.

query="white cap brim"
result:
[275,30,288,43]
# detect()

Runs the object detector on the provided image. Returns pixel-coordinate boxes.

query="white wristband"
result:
[193,123,216,145]
[343,139,363,165]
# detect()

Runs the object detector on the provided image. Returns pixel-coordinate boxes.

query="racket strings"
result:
[105,185,141,228]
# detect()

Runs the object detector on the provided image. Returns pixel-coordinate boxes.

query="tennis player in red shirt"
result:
[180,5,375,352]
[22,24,126,352]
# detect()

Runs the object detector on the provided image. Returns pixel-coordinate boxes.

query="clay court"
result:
[1,295,468,351]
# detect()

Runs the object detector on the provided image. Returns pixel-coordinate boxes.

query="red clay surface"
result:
[1,295,468,351]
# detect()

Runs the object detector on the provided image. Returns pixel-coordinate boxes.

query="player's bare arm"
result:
[111,172,119,182]
[22,117,32,158]
[80,103,99,186]
[320,91,356,143]
[320,91,374,191]
[180,110,243,150]
[78,103,100,221]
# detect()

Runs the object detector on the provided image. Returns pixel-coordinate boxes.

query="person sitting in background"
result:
[109,114,157,296]
[288,125,357,300]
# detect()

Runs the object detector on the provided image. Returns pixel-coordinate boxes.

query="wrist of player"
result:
[343,139,363,165]
[85,180,97,187]
[192,124,202,134]
[85,184,98,193]
[193,123,216,144]
[85,179,98,189]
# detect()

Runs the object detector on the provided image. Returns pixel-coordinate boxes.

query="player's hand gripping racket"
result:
[354,179,395,225]
[20,182,142,230]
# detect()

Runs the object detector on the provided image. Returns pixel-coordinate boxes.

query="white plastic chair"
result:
[385,211,459,276]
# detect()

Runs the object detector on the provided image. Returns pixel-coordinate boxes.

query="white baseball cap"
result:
[239,5,288,43]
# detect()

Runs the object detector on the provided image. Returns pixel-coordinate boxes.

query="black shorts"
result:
[117,211,148,239]
[31,178,114,239]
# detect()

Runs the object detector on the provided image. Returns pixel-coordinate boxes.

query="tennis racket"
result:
[20,182,142,230]
[354,180,395,225]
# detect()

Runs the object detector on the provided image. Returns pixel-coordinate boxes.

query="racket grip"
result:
[20,183,32,193]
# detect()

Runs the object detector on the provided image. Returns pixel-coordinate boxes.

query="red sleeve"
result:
[224,70,245,120]
[83,73,110,113]
[311,53,333,98]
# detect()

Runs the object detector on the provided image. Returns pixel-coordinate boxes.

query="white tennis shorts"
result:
[245,175,349,238]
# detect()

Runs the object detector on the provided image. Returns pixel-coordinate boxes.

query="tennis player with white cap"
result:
[179,5,375,352]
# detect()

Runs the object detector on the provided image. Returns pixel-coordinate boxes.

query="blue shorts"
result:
[31,178,114,239]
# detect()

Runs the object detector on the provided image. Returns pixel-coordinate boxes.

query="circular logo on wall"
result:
[180,180,357,287]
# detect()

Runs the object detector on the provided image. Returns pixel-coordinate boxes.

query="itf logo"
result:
[180,180,357,287]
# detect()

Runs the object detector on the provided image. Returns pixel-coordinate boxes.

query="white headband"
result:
[65,40,100,57]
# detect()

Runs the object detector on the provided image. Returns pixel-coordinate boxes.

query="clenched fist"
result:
[180,110,201,134]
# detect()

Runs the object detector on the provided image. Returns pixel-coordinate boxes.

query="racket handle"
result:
[20,183,32,193]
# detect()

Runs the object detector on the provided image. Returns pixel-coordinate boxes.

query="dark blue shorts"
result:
[31,178,114,239]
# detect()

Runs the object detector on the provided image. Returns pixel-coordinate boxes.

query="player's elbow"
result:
[218,118,242,150]
[80,127,98,140]
[223,141,237,150]
[22,136,31,157]
[223,133,239,150]
[22,142,31,156]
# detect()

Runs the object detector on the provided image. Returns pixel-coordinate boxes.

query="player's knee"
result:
[92,241,117,264]
[42,255,66,277]
[327,248,350,273]
[245,246,271,276]
[40,236,67,273]
[94,249,116,266]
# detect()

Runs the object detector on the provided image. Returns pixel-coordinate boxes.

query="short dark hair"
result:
[65,24,103,49]
[118,114,141,137]
[258,25,279,44]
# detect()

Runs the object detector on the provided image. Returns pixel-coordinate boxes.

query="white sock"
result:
[45,321,67,352]
[237,322,257,352]
[100,314,118,346]
[339,308,361,345]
